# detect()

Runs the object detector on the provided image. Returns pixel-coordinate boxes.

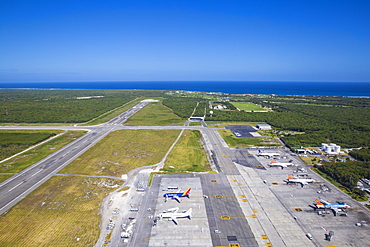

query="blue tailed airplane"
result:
[163,188,191,203]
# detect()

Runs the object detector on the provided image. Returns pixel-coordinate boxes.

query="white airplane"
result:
[269,159,294,169]
[257,149,280,158]
[158,208,192,225]
[314,198,350,216]
[285,175,315,187]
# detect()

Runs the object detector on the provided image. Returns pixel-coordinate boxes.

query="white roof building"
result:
[256,124,272,130]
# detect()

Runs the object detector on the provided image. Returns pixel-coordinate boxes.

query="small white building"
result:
[321,143,341,154]
[256,124,272,130]
[214,105,226,110]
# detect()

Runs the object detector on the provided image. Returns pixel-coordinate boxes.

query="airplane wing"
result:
[171,217,178,225]
[167,207,179,213]
[300,181,308,187]
[332,208,338,216]
[173,195,180,203]
[319,197,330,205]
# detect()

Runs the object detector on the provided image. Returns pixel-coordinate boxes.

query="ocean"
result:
[0,81,369,97]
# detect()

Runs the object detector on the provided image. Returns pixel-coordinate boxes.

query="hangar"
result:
[256,124,272,130]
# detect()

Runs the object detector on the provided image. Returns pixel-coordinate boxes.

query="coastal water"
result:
[0,81,369,97]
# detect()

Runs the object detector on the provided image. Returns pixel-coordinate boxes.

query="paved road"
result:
[0,101,149,215]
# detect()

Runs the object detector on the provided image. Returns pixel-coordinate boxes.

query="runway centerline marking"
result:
[31,170,42,177]
[9,182,24,192]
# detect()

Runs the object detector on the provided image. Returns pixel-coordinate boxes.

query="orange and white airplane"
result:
[269,159,294,169]
[285,175,315,187]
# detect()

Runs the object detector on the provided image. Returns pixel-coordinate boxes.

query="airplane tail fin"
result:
[187,208,192,219]
[287,175,293,179]
[182,188,191,197]
[315,199,323,205]
[270,159,276,163]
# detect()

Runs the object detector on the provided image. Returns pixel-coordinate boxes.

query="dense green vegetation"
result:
[349,148,370,161]
[162,97,206,118]
[4,90,369,149]
[0,131,58,160]
[203,96,370,148]
[316,161,369,200]
[193,100,208,117]
[0,90,166,123]
[161,93,370,148]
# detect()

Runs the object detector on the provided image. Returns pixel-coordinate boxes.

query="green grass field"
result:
[230,102,268,111]
[0,174,13,183]
[162,130,212,173]
[189,122,203,126]
[0,176,122,246]
[0,131,86,175]
[218,129,281,148]
[124,100,183,126]
[60,129,181,176]
[0,130,61,160]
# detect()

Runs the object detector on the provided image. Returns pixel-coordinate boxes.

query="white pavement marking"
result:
[31,170,42,177]
[8,182,24,192]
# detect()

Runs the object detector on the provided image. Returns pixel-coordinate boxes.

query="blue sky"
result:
[0,0,369,82]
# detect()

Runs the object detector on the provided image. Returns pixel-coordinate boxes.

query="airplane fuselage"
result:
[163,188,191,203]
[317,204,349,209]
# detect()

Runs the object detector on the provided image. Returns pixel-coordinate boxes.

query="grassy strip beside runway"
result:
[0,130,61,161]
[123,99,183,126]
[162,130,212,173]
[0,131,86,175]
[0,176,122,247]
[80,98,142,126]
[0,174,13,183]
[60,129,181,176]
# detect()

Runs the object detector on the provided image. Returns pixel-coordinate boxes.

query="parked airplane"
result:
[314,198,350,216]
[269,159,294,169]
[285,175,315,187]
[163,188,191,203]
[158,208,192,225]
[257,150,280,158]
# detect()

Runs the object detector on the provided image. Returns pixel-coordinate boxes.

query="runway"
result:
[0,101,149,215]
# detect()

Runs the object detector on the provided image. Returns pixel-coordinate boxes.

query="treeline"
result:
[206,96,370,148]
[317,161,370,197]
[349,148,370,161]
[162,97,206,118]
[193,101,208,117]
[0,90,166,123]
